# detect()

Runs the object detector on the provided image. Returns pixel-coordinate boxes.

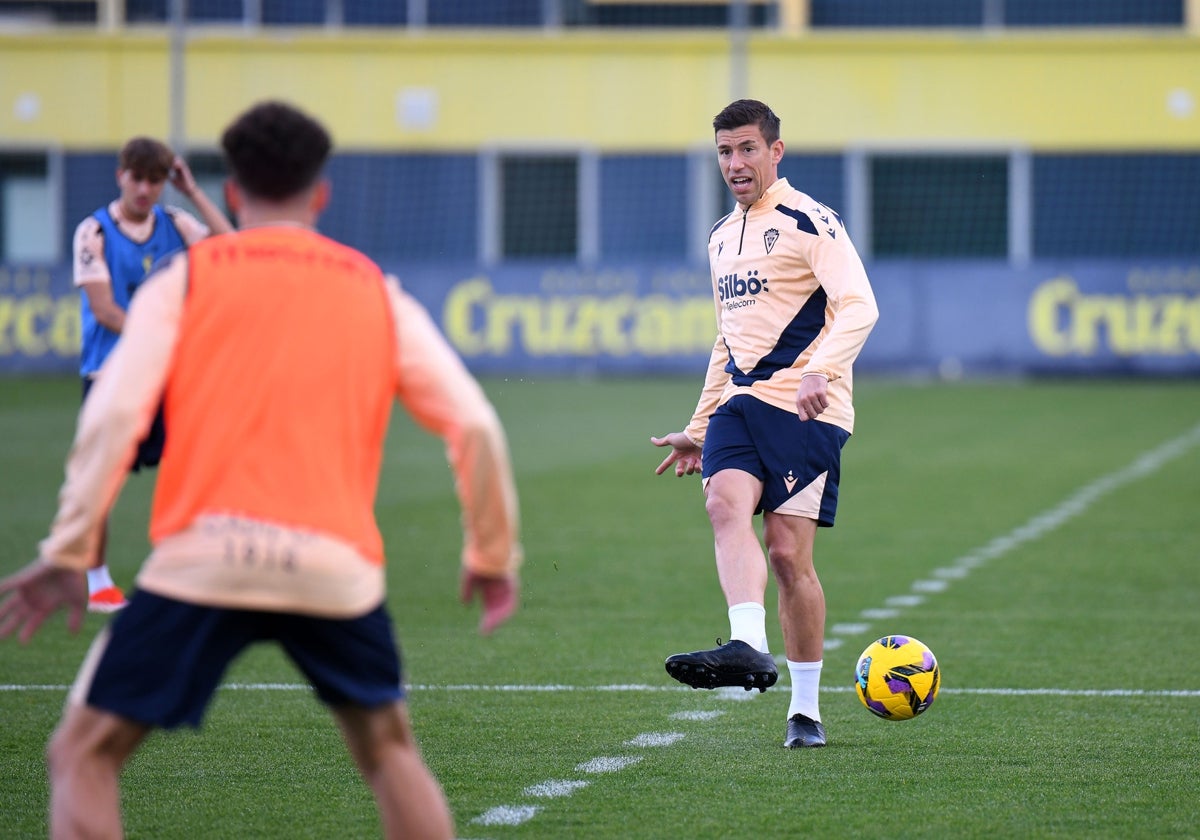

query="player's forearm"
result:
[451,411,523,578]
[386,280,522,576]
[92,305,125,333]
[38,380,144,570]
[80,282,126,332]
[42,265,184,569]
[684,336,730,446]
[804,241,879,379]
[804,290,879,380]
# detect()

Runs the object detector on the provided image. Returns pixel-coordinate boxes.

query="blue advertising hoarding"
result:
[2,259,1197,377]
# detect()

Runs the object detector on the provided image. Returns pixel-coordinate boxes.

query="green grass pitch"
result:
[2,374,1198,838]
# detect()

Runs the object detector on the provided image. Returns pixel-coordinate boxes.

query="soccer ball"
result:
[854,635,940,721]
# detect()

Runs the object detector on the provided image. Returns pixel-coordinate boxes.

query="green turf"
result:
[1,375,1198,838]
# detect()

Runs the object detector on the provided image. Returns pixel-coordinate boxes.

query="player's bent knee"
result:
[46,704,143,778]
[704,490,752,530]
[336,701,419,772]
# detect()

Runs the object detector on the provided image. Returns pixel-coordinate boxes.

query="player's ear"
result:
[772,139,785,164]
[223,179,242,217]
[311,179,331,214]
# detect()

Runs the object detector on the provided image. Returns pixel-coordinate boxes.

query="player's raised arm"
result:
[169,156,234,236]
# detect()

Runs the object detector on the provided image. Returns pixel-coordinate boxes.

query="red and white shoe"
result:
[87,586,127,613]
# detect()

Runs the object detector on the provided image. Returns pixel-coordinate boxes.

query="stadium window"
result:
[0,152,59,264]
[1003,0,1183,27]
[123,0,166,22]
[0,1,99,24]
[187,0,246,23]
[1032,153,1200,258]
[498,154,579,260]
[600,154,690,261]
[810,0,983,27]
[571,1,776,27]
[870,154,1009,259]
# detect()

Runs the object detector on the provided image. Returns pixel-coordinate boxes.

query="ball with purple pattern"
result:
[854,635,940,721]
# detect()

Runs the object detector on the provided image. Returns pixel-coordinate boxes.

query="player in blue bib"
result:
[71,136,232,612]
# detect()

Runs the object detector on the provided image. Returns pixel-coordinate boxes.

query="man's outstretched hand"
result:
[460,570,519,635]
[0,560,87,644]
[651,431,703,477]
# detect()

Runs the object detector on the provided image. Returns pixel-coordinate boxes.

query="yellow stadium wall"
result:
[0,30,1197,150]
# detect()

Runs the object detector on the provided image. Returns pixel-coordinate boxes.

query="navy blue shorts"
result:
[702,395,850,526]
[82,377,165,472]
[79,591,405,729]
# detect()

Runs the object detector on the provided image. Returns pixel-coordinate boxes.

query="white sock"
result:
[87,565,115,595]
[728,602,768,653]
[787,659,823,722]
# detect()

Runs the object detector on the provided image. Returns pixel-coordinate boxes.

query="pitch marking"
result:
[626,732,685,747]
[670,709,724,721]
[523,780,589,798]
[473,805,539,827]
[471,722,707,829]
[824,422,1200,651]
[576,756,642,773]
[2,684,1197,696]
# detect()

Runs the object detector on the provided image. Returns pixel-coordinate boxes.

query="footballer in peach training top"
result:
[652,98,878,750]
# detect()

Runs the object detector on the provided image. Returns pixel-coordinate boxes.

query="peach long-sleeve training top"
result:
[684,178,878,446]
[40,225,521,617]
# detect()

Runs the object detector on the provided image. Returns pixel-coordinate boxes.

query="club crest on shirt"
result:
[763,228,779,255]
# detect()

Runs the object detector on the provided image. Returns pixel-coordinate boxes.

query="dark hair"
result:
[220,101,332,202]
[119,137,174,181]
[712,99,781,146]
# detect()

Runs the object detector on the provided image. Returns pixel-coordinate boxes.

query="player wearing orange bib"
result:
[0,101,520,839]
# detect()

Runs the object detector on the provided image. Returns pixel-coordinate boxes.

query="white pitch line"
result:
[473,714,716,829]
[831,622,871,635]
[576,756,642,773]
[885,595,924,607]
[523,780,589,798]
[625,732,685,747]
[943,687,1200,698]
[824,421,1200,649]
[713,685,763,701]
[413,683,690,692]
[2,683,1197,697]
[670,709,724,721]
[461,676,1200,833]
[473,805,540,827]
